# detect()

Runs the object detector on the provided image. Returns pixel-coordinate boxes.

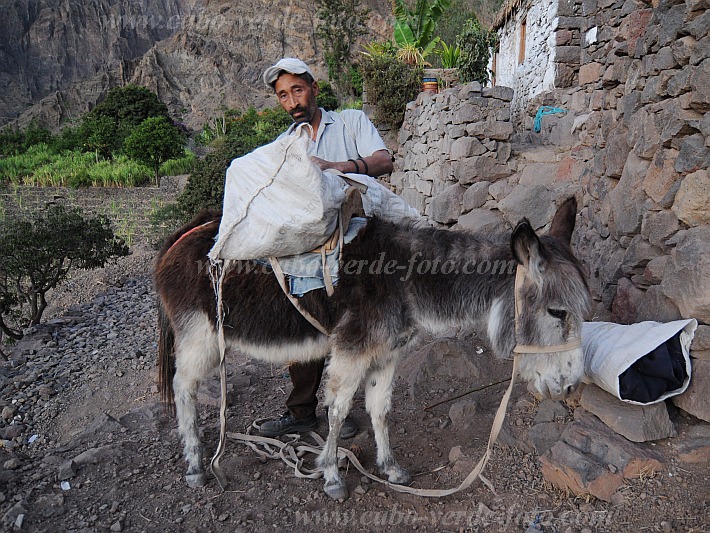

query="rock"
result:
[672,359,710,422]
[455,156,513,184]
[672,169,710,227]
[533,400,569,424]
[690,325,710,361]
[429,184,466,224]
[58,460,77,480]
[689,58,710,110]
[450,136,487,160]
[641,209,680,248]
[518,163,561,187]
[607,152,649,236]
[1,406,15,421]
[674,438,710,463]
[448,400,478,430]
[528,422,563,455]
[580,384,676,442]
[539,412,665,502]
[674,134,710,174]
[660,227,710,323]
[642,148,681,207]
[498,185,557,230]
[1,503,27,532]
[455,209,508,234]
[611,277,644,325]
[3,458,22,470]
[462,181,490,212]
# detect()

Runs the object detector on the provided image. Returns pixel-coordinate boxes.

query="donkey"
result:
[155,197,590,500]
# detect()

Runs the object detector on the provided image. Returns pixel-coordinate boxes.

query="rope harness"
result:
[206,258,581,496]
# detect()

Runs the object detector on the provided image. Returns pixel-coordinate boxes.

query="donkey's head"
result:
[510,197,590,400]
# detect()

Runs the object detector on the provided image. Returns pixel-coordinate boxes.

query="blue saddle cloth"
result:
[265,217,367,296]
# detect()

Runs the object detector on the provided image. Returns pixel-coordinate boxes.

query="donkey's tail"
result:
[157,298,176,414]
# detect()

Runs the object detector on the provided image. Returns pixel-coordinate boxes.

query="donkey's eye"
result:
[548,308,567,320]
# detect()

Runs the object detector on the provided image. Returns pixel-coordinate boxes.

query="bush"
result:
[360,53,422,129]
[176,107,292,218]
[316,81,340,111]
[457,15,498,84]
[0,204,129,340]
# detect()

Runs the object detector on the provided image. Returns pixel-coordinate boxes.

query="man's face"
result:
[274,73,320,124]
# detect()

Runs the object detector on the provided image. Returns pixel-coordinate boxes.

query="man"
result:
[258,57,394,439]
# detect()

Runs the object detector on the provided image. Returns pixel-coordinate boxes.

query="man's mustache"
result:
[289,107,307,119]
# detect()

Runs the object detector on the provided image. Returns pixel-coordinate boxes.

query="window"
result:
[518,20,526,65]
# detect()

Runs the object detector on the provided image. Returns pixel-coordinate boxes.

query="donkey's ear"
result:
[512,220,547,286]
[548,196,577,244]
[511,218,545,268]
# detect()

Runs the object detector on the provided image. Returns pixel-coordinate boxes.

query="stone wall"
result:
[0,178,185,247]
[391,0,709,423]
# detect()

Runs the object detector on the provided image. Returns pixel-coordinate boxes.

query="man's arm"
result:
[311,149,393,177]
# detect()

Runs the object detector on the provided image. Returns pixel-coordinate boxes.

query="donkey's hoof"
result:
[387,467,411,485]
[324,481,349,501]
[185,472,207,488]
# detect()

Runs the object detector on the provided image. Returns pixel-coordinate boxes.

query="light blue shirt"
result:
[281,109,388,162]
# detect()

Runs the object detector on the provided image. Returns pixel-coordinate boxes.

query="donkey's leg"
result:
[365,357,411,484]
[317,352,368,500]
[173,313,219,487]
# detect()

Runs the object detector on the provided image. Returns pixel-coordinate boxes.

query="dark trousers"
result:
[286,358,325,419]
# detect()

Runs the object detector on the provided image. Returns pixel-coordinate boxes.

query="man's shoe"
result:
[258,412,318,437]
[324,407,359,439]
[340,415,359,439]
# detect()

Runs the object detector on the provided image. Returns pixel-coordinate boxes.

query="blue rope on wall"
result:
[533,106,566,133]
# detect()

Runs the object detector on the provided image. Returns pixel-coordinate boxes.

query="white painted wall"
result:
[492,0,558,120]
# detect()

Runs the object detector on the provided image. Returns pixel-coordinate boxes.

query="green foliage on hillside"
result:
[315,0,370,101]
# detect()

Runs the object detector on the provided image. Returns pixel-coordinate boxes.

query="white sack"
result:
[209,124,347,261]
[332,172,421,222]
[582,319,696,405]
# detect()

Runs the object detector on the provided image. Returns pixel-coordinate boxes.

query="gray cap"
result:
[263,58,314,87]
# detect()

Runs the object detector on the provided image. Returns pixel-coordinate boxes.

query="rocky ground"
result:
[0,247,709,532]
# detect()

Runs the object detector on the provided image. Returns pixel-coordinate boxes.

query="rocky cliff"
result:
[0,0,391,130]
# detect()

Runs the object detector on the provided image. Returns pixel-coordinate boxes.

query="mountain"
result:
[0,0,391,130]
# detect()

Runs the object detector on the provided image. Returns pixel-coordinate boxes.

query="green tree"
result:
[315,0,370,100]
[0,205,128,340]
[123,116,185,185]
[79,84,171,158]
[456,14,498,84]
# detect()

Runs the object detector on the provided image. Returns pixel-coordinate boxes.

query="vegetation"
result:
[392,0,452,65]
[123,116,185,184]
[80,84,171,158]
[435,40,462,68]
[457,14,498,84]
[0,204,128,341]
[0,86,195,187]
[316,81,340,111]
[315,0,370,101]
[360,53,422,129]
